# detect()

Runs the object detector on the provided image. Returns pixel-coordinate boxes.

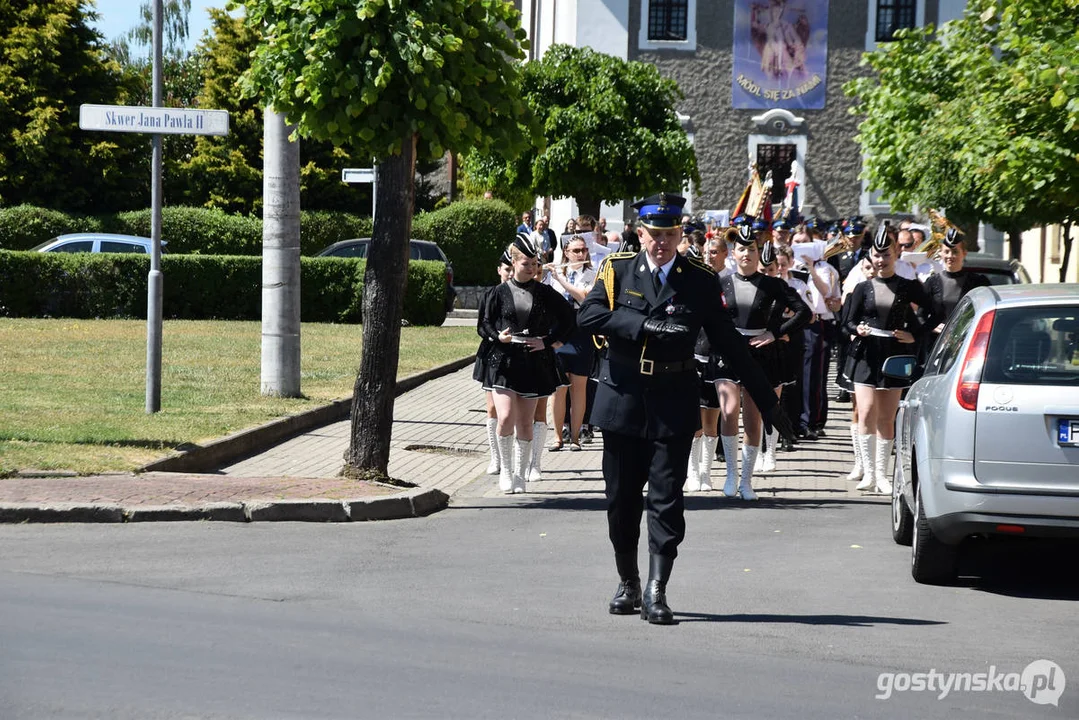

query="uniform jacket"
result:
[578,251,777,439]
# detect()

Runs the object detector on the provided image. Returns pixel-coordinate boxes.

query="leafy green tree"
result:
[176,8,372,215]
[845,0,1079,259]
[464,44,698,219]
[235,0,537,479]
[0,0,146,211]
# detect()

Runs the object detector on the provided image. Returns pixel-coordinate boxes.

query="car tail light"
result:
[956,310,995,411]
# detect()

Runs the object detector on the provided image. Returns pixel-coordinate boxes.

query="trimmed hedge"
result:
[412,199,516,286]
[0,205,373,257]
[0,205,103,251]
[0,200,515,286]
[104,208,263,256]
[0,251,447,326]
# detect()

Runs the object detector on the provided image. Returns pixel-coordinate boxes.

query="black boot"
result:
[640,554,675,625]
[609,552,642,615]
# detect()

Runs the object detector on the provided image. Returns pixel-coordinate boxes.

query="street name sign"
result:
[80,104,230,136]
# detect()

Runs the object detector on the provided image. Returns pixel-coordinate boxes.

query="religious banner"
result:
[731,0,829,110]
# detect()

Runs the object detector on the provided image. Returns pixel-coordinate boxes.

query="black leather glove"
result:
[642,318,691,339]
[763,403,796,443]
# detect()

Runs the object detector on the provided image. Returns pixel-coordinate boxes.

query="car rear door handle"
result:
[901,399,920,409]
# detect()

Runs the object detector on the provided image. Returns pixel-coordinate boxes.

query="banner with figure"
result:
[731,0,829,110]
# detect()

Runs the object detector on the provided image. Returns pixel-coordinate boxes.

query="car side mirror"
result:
[882,354,919,380]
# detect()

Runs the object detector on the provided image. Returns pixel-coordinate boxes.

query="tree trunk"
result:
[260,107,301,397]
[1060,221,1073,284]
[575,194,602,222]
[344,133,417,481]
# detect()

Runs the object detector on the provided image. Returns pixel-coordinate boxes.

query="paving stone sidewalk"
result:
[222,365,887,504]
[0,364,886,522]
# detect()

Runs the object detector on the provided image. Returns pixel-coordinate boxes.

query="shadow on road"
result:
[672,612,946,627]
[449,496,890,512]
[954,537,1079,601]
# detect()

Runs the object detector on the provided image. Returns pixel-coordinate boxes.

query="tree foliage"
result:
[233,0,539,161]
[845,0,1079,242]
[463,44,699,216]
[0,0,146,211]
[176,8,383,215]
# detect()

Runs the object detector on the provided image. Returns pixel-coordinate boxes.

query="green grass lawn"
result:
[0,319,477,474]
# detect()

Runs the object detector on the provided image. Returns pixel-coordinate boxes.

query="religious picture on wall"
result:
[731,0,829,110]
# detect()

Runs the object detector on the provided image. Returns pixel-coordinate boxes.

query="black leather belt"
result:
[606,348,696,376]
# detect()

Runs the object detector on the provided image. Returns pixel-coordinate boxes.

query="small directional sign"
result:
[80,104,230,136]
[342,168,376,184]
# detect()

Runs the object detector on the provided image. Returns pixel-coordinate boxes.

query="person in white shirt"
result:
[791,228,841,439]
[545,236,597,451]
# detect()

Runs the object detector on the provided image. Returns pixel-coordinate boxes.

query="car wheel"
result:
[911,482,957,584]
[891,453,913,546]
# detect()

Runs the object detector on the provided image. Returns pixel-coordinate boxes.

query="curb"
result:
[139,355,476,474]
[0,488,450,524]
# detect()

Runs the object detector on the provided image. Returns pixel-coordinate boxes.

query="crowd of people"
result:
[480,205,988,501]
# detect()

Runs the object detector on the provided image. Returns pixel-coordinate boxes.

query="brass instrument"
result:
[822,235,849,261]
[926,208,962,257]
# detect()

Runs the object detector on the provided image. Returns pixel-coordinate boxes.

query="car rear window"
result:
[411,243,445,261]
[100,241,145,253]
[983,307,1079,385]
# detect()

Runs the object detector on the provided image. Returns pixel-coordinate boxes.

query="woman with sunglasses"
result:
[546,236,597,452]
[840,225,939,494]
[704,229,810,499]
[480,233,576,493]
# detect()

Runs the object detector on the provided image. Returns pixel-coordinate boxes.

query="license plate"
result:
[1058,419,1079,446]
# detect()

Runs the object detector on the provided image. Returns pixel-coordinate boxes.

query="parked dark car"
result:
[316,238,455,311]
[962,252,1031,285]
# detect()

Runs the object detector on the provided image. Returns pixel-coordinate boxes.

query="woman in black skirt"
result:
[474,250,514,476]
[480,234,576,493]
[710,229,810,500]
[841,225,939,495]
[685,233,735,492]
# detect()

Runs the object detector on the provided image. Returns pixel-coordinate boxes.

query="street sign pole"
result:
[146,0,163,413]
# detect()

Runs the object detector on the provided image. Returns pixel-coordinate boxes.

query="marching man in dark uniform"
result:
[578,193,793,625]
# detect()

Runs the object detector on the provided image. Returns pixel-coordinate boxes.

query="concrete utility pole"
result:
[261,108,302,397]
[145,0,164,413]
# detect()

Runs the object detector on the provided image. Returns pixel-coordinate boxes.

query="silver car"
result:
[885,284,1079,584]
[32,233,163,254]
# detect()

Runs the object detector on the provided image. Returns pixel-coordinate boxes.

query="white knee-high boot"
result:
[512,437,530,494]
[721,435,740,497]
[739,442,760,501]
[485,418,500,475]
[684,435,703,492]
[528,421,546,482]
[760,427,778,473]
[846,423,863,481]
[699,435,719,491]
[855,434,876,491]
[497,434,514,492]
[875,437,894,495]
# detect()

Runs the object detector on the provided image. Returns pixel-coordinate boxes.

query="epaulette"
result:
[599,251,637,267]
[684,255,715,275]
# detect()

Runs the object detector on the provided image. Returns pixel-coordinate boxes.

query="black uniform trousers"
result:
[602,430,693,559]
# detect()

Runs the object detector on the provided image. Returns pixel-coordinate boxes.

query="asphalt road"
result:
[1,493,1076,719]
